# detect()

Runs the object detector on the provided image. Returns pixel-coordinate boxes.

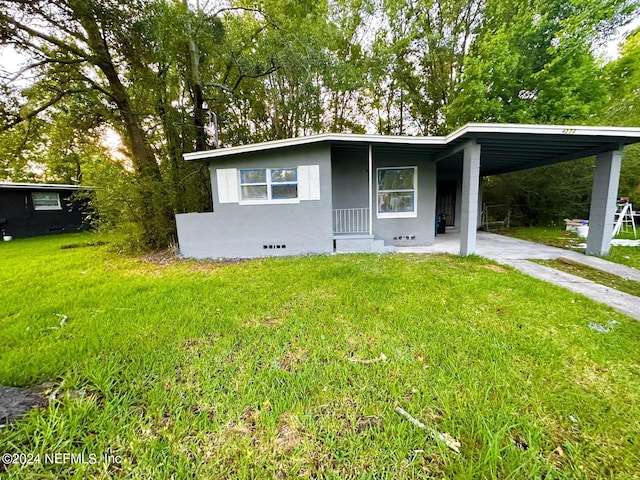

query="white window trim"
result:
[376,166,418,219]
[238,167,300,205]
[32,192,62,211]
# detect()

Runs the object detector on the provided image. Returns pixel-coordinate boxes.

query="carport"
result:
[435,124,640,257]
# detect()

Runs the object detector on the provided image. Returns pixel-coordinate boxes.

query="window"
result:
[377,167,417,217]
[240,168,298,202]
[240,169,267,200]
[32,192,62,211]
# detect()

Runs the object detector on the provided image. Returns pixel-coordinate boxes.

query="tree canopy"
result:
[1,0,639,247]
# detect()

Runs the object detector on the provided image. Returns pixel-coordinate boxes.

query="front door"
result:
[436,181,456,226]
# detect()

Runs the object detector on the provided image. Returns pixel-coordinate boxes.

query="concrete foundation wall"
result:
[176,144,333,259]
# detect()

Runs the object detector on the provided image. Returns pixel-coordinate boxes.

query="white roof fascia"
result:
[183,123,640,162]
[0,182,87,190]
[445,123,640,143]
[183,133,446,162]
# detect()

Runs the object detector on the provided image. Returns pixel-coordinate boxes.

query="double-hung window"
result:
[377,167,417,217]
[32,192,62,211]
[240,168,298,203]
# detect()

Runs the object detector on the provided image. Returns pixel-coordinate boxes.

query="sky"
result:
[598,15,640,61]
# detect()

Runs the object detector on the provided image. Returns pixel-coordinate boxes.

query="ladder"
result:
[612,202,637,238]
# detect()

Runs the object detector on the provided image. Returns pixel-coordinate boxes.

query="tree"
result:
[370,0,483,135]
[1,0,175,248]
[444,0,639,226]
[601,28,640,204]
[2,0,638,238]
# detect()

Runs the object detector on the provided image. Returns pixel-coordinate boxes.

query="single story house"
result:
[0,182,91,238]
[176,123,640,259]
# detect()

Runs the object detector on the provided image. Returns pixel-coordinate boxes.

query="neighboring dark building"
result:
[0,182,92,238]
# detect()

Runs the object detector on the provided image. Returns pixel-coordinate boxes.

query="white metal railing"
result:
[333,208,370,234]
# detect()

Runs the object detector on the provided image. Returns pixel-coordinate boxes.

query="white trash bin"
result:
[576,226,589,238]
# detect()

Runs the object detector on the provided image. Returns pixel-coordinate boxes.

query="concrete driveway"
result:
[397,231,640,321]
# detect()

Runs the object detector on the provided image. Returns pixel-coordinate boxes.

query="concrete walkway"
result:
[397,232,640,321]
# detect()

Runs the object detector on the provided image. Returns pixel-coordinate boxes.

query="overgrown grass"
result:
[535,258,640,297]
[502,226,640,269]
[1,233,640,478]
[500,226,585,250]
[603,245,640,270]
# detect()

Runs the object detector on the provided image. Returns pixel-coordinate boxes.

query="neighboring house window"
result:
[240,168,298,202]
[32,192,62,211]
[377,167,417,217]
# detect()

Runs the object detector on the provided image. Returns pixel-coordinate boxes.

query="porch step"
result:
[334,234,393,254]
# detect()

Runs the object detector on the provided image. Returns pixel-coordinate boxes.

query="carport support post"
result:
[586,149,622,256]
[460,141,481,256]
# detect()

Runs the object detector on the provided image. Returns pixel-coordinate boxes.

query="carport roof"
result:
[184,123,640,176]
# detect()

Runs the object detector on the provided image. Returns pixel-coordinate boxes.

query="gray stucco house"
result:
[176,123,640,259]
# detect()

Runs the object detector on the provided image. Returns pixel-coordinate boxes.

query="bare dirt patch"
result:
[355,416,381,433]
[60,240,109,250]
[0,385,50,427]
[484,264,508,273]
[273,413,304,454]
[140,250,251,270]
[575,362,611,393]
[140,250,177,265]
[276,346,309,372]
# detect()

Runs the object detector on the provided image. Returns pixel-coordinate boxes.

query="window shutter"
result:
[216,168,239,203]
[298,165,320,201]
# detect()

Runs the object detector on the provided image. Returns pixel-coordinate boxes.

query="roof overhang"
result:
[0,182,88,190]
[184,123,640,176]
[440,123,640,176]
[183,132,446,161]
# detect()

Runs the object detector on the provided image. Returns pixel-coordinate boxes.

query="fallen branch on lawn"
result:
[54,313,68,327]
[395,404,426,428]
[394,404,461,453]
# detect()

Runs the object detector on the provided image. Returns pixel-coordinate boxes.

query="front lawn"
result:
[1,233,639,479]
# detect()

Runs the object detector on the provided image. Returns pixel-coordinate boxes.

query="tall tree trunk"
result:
[184,0,209,152]
[75,4,175,248]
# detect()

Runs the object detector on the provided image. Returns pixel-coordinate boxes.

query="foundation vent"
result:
[263,244,287,249]
[393,235,415,240]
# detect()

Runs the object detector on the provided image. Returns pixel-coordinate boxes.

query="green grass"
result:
[500,226,585,250]
[1,233,640,478]
[535,258,640,297]
[502,226,640,269]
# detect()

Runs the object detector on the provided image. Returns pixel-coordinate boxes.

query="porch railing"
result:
[333,208,370,234]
